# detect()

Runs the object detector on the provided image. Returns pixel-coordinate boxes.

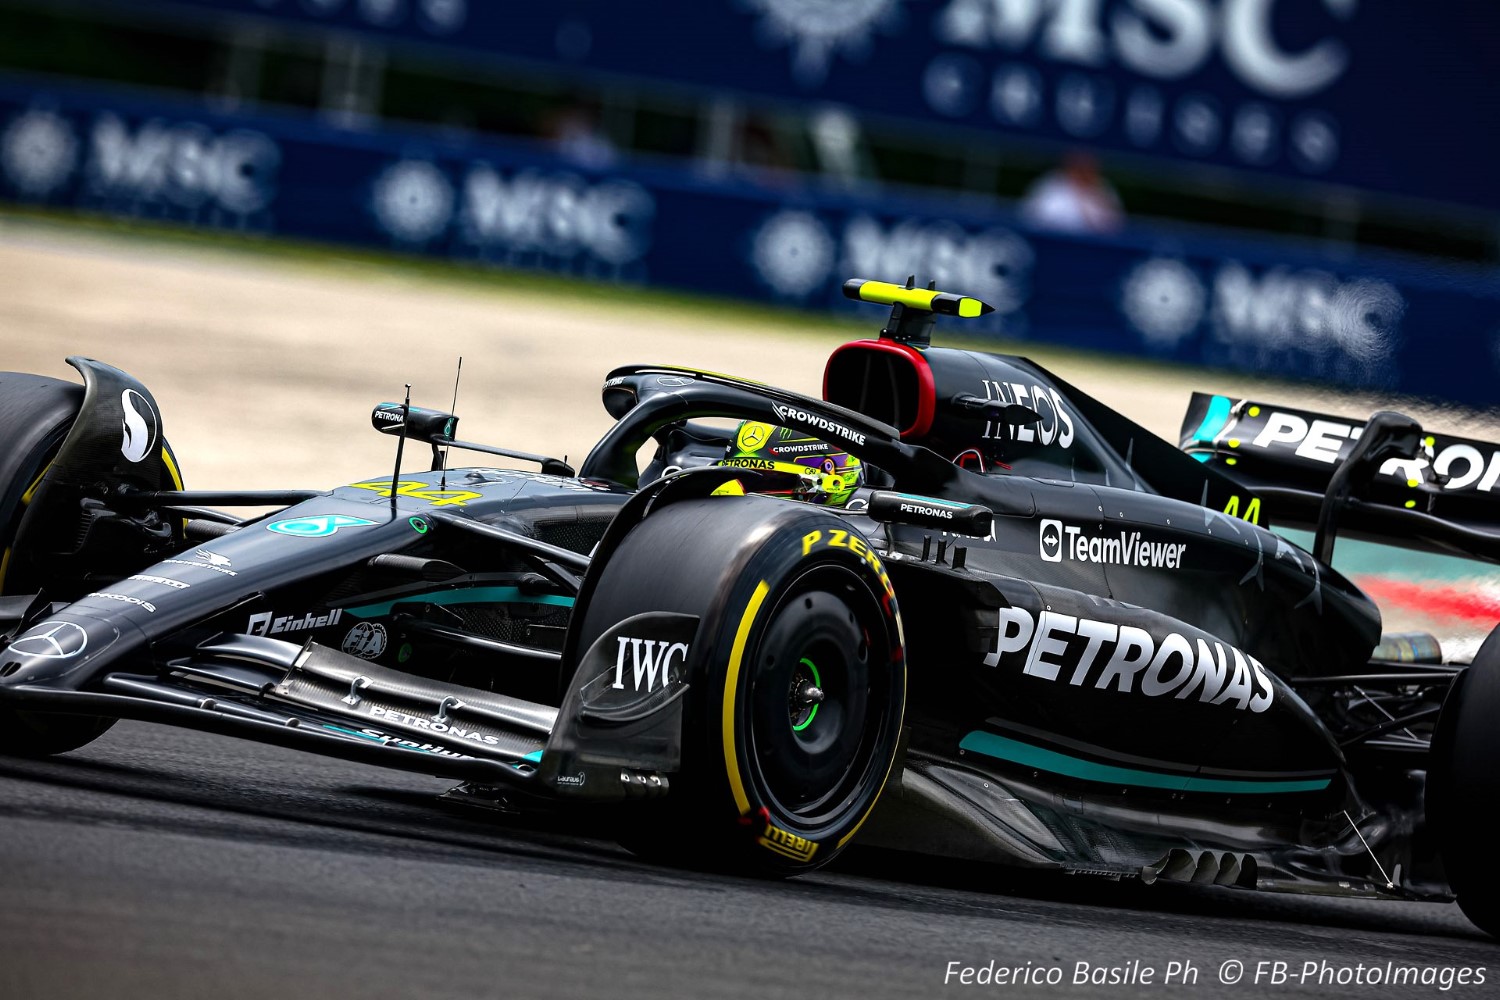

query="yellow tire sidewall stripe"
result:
[160,444,188,533]
[160,444,184,491]
[19,464,48,505]
[722,579,771,817]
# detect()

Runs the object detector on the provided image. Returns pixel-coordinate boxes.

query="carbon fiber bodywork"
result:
[0,328,1474,905]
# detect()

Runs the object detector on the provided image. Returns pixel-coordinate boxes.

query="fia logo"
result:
[611,636,690,693]
[342,622,388,660]
[1039,519,1063,563]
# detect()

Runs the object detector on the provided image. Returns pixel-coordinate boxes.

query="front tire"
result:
[0,372,116,756]
[575,495,905,876]
[1428,623,1500,937]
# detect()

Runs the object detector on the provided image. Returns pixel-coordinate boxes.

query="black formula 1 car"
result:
[4,278,1500,935]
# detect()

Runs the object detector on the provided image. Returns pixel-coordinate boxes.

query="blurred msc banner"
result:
[2,82,1498,407]
[92,0,1500,212]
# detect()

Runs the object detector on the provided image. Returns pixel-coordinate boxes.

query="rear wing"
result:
[1179,393,1500,565]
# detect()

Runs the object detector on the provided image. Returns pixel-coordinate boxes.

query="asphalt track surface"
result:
[0,723,1492,999]
[2,221,1499,997]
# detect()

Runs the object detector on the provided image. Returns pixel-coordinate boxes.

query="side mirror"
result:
[371,403,458,444]
[372,402,575,478]
[867,490,994,538]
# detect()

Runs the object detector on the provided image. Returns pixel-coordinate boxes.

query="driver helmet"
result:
[715,421,864,507]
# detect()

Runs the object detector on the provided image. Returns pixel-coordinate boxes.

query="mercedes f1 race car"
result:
[4,278,1500,935]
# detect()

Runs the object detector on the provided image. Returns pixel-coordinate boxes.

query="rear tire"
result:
[1428,623,1500,937]
[0,372,116,756]
[575,495,905,876]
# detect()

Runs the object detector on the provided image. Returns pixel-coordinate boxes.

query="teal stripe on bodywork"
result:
[1189,395,1233,462]
[522,750,544,762]
[346,585,575,619]
[324,724,383,743]
[960,731,1332,795]
[890,492,972,509]
[1191,395,1233,445]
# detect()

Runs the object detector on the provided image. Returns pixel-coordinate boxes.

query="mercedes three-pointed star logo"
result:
[8,620,89,659]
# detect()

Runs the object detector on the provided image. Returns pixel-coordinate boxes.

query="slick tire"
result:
[575,495,906,877]
[1428,623,1500,938]
[0,372,114,756]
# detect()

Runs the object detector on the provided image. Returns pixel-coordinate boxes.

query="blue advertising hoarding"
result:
[1,80,1497,408]
[94,0,1500,212]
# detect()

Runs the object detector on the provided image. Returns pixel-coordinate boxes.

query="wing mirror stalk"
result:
[371,403,574,478]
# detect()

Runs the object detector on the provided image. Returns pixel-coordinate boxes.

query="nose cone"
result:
[0,614,123,687]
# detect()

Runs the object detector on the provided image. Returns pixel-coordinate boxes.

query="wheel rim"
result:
[789,657,822,732]
[745,564,894,829]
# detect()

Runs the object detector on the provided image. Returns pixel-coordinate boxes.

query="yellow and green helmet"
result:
[715,421,865,507]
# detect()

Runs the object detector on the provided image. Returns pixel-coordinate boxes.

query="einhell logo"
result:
[1040,519,1063,562]
[247,609,343,637]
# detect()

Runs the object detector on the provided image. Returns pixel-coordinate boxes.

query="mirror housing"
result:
[371,403,458,444]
